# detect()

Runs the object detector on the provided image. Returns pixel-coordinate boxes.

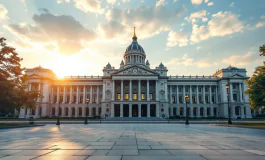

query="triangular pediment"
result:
[230,73,245,78]
[112,65,159,76]
[28,74,41,78]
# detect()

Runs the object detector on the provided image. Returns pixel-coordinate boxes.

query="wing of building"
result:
[19,30,252,119]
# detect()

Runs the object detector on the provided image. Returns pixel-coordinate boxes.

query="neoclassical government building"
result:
[19,31,252,119]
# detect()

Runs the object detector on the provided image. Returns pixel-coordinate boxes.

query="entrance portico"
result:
[111,102,159,118]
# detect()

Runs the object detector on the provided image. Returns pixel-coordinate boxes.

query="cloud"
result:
[166,54,194,66]
[0,4,8,20]
[255,21,265,28]
[191,0,203,5]
[156,0,167,7]
[222,52,257,66]
[5,11,96,55]
[167,31,189,47]
[97,20,126,39]
[185,10,207,23]
[229,2,234,7]
[106,0,116,4]
[72,0,104,14]
[205,0,209,2]
[103,5,187,40]
[261,15,265,19]
[190,11,243,43]
[207,2,214,6]
[173,0,178,3]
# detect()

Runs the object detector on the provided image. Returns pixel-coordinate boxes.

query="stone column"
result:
[241,106,244,117]
[102,82,106,102]
[69,86,73,103]
[176,85,179,104]
[189,85,192,104]
[129,80,132,100]
[203,85,206,104]
[229,83,233,102]
[215,86,218,103]
[62,107,65,117]
[89,106,92,116]
[196,85,199,104]
[239,83,243,102]
[63,86,66,103]
[156,103,159,117]
[204,107,207,117]
[156,80,159,101]
[56,86,59,103]
[121,80,123,101]
[196,106,200,117]
[76,86,79,104]
[90,86,93,104]
[165,82,168,101]
[147,80,150,100]
[210,106,214,117]
[68,108,71,117]
[51,86,54,103]
[138,104,141,117]
[96,106,99,116]
[111,103,114,117]
[183,105,186,116]
[176,107,180,116]
[83,86,86,104]
[37,83,41,102]
[138,80,141,100]
[96,85,99,103]
[75,107,78,117]
[120,104,123,117]
[147,104,150,117]
[169,85,173,116]
[112,81,115,101]
[190,106,193,117]
[182,85,185,104]
[29,83,32,91]
[129,104,132,117]
[82,106,85,117]
[209,86,212,104]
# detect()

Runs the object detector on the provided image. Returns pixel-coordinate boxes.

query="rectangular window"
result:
[125,94,129,100]
[141,93,145,100]
[150,94,153,100]
[199,95,202,103]
[133,94,137,100]
[233,94,237,101]
[233,84,236,89]
[185,87,188,92]
[192,95,195,103]
[172,96,175,103]
[179,95,183,103]
[205,87,208,92]
[199,88,202,92]
[192,88,195,92]
[117,93,121,100]
[205,95,209,103]
[178,87,182,92]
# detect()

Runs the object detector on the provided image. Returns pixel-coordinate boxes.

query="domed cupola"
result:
[124,27,146,66]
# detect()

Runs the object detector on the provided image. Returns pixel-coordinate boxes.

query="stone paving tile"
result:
[122,156,207,160]
[111,146,137,150]
[34,156,88,160]
[203,156,265,160]
[217,150,258,156]
[138,145,151,149]
[13,150,56,156]
[0,156,36,160]
[244,150,265,155]
[168,149,225,156]
[91,150,110,156]
[85,146,113,150]
[86,156,122,160]
[137,142,160,146]
[107,150,139,156]
[43,149,80,156]
[139,150,171,156]
[73,150,96,156]
[49,146,87,149]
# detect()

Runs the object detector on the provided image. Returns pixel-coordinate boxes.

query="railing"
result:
[64,75,103,79]
[168,75,220,79]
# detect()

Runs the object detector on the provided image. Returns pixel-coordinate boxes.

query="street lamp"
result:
[225,84,232,124]
[185,94,189,125]
[84,98,90,124]
[56,93,62,126]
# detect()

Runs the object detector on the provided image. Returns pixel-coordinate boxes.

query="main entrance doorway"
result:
[123,104,129,117]
[132,104,138,117]
[150,104,156,117]
[114,104,120,117]
[141,104,147,117]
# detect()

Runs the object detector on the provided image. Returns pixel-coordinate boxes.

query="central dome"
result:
[123,27,146,66]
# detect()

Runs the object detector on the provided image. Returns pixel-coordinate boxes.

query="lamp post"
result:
[84,98,90,124]
[225,84,232,124]
[185,94,189,125]
[56,93,61,126]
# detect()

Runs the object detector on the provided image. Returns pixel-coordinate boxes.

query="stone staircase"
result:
[103,117,167,121]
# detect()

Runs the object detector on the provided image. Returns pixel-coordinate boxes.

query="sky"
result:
[0,0,265,78]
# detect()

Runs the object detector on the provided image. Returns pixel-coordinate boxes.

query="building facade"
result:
[19,32,252,119]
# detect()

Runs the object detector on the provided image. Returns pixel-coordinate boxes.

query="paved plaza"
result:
[0,124,265,160]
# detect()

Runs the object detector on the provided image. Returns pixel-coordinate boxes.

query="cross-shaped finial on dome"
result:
[133,26,137,39]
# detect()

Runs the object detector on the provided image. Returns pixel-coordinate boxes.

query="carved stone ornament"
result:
[160,89,165,95]
[106,89,111,95]
[120,67,152,75]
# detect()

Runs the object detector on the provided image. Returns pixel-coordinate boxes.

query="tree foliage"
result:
[245,44,265,110]
[0,37,40,115]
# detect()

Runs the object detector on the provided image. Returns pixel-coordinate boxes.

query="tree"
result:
[0,37,40,116]
[245,44,265,110]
